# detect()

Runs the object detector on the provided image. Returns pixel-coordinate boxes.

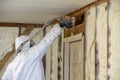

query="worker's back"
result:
[2,50,45,80]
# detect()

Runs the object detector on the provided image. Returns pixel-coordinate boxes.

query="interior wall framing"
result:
[63,0,108,80]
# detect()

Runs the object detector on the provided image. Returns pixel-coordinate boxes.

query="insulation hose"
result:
[17,17,75,52]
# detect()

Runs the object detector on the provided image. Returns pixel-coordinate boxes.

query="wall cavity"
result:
[0,27,19,77]
[86,7,96,80]
[0,27,18,60]
[96,2,108,80]
[108,0,120,80]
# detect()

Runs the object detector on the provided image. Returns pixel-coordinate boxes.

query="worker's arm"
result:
[26,24,62,60]
[26,18,73,61]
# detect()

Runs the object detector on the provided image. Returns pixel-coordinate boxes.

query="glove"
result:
[59,18,73,28]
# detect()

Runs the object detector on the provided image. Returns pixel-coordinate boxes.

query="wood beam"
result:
[18,27,22,36]
[63,1,108,80]
[64,23,85,38]
[65,0,107,17]
[0,26,34,70]
[0,22,44,27]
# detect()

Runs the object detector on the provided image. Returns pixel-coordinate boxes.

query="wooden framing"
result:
[64,23,85,38]
[66,0,107,17]
[63,33,84,80]
[84,11,87,80]
[63,0,108,80]
[63,16,86,80]
[0,22,43,27]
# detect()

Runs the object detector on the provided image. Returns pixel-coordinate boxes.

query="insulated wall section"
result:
[108,0,120,80]
[85,7,96,80]
[96,2,108,80]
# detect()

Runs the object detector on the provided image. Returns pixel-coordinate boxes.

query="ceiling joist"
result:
[0,22,44,27]
[66,0,107,17]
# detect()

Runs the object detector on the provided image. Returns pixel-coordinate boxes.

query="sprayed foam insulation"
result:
[85,7,96,80]
[70,40,83,80]
[51,35,59,80]
[45,26,52,80]
[96,2,108,80]
[0,27,18,60]
[108,0,120,80]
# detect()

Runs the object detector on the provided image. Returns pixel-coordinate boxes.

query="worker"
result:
[1,19,72,80]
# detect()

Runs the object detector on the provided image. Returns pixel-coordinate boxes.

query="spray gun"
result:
[30,17,75,39]
[58,17,75,28]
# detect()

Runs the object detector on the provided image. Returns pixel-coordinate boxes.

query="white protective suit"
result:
[2,24,62,80]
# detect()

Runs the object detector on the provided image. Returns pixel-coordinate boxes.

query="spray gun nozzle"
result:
[59,17,76,28]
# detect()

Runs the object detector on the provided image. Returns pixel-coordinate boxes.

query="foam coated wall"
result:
[0,27,18,60]
[108,0,120,80]
[96,2,108,80]
[85,7,96,80]
[45,26,52,80]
